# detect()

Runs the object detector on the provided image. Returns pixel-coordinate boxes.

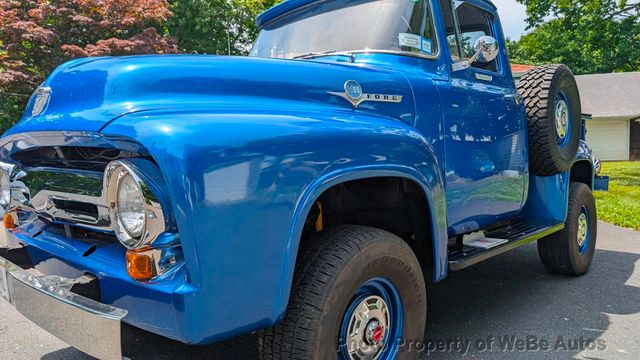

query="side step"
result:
[448,218,564,271]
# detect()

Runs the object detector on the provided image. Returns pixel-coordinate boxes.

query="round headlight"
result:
[0,170,11,209]
[116,173,146,240]
[106,160,166,250]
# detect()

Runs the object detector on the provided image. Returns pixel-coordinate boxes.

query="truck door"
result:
[435,0,527,235]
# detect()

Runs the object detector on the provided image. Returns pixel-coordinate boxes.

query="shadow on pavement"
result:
[424,244,640,359]
[40,243,640,360]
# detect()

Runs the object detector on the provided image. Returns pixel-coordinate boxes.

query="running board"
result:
[448,219,564,271]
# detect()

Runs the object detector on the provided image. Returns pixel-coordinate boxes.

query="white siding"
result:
[585,119,630,160]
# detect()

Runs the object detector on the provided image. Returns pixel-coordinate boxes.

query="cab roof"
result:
[256,0,498,28]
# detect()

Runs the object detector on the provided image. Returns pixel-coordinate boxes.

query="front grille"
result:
[8,145,147,235]
[50,199,100,219]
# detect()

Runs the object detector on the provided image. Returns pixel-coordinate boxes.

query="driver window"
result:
[438,0,498,72]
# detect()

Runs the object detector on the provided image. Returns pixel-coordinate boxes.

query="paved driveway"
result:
[1,221,639,359]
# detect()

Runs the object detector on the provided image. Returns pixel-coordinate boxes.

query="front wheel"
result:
[538,182,597,275]
[259,225,427,360]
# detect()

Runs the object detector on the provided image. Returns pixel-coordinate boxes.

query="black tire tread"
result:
[258,225,415,359]
[538,182,596,275]
[517,64,579,176]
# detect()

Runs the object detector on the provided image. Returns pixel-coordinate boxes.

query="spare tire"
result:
[517,64,581,176]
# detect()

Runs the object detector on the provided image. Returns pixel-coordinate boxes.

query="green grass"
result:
[594,161,640,231]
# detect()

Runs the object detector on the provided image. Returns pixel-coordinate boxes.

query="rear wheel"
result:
[538,182,597,275]
[259,225,427,360]
[518,64,582,176]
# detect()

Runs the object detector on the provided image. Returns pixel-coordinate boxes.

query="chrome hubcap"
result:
[555,99,569,140]
[345,295,389,360]
[365,320,384,345]
[577,212,588,248]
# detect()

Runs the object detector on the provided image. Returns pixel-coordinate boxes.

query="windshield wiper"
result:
[293,50,354,61]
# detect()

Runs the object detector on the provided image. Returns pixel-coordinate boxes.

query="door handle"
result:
[504,93,523,105]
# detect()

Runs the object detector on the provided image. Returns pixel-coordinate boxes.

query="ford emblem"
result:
[344,80,363,100]
[328,80,403,108]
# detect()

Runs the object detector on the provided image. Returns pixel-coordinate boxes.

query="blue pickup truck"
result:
[0,0,598,359]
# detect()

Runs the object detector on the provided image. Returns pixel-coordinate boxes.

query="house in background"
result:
[512,65,640,161]
[577,72,640,161]
[511,64,536,82]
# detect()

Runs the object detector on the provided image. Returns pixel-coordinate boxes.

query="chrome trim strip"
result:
[324,48,440,61]
[0,131,148,159]
[0,255,126,360]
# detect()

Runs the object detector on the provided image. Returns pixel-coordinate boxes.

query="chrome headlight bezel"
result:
[0,162,18,210]
[105,160,166,250]
[0,168,11,209]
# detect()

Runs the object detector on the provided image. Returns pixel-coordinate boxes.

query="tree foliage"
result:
[167,0,281,55]
[0,0,282,130]
[511,0,640,74]
[0,0,178,127]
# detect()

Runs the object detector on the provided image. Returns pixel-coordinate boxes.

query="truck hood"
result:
[8,55,416,135]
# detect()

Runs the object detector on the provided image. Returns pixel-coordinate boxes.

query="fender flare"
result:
[273,164,448,321]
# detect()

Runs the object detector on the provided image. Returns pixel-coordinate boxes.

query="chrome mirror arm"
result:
[452,49,483,72]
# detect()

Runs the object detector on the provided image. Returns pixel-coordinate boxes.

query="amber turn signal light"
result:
[3,213,16,229]
[126,250,154,281]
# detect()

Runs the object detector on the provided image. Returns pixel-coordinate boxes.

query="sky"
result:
[491,0,528,40]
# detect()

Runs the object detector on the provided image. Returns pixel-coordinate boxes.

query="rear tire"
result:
[518,64,582,176]
[259,225,427,360]
[538,182,597,275]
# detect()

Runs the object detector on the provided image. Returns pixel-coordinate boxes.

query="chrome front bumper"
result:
[0,256,127,360]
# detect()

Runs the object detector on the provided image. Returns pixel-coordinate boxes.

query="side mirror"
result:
[473,36,499,63]
[452,35,499,72]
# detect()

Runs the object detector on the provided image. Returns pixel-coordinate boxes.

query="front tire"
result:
[538,182,597,275]
[259,225,427,360]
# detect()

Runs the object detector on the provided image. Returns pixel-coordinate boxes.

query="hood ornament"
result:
[32,86,52,117]
[328,80,403,108]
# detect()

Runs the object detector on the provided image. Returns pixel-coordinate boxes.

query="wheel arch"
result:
[276,166,448,320]
[570,159,594,189]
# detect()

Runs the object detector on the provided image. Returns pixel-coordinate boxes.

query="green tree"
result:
[0,0,178,132]
[511,0,640,74]
[167,0,281,55]
[506,38,534,65]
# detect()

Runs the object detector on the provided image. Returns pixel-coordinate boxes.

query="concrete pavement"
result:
[0,221,639,359]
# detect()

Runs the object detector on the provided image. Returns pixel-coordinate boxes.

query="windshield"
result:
[250,0,438,59]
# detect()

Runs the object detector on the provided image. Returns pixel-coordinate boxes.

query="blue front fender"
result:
[102,108,447,343]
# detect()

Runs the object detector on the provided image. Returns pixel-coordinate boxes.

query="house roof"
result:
[575,72,640,120]
[511,64,536,75]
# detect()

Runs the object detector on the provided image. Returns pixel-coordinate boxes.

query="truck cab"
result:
[0,0,597,359]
